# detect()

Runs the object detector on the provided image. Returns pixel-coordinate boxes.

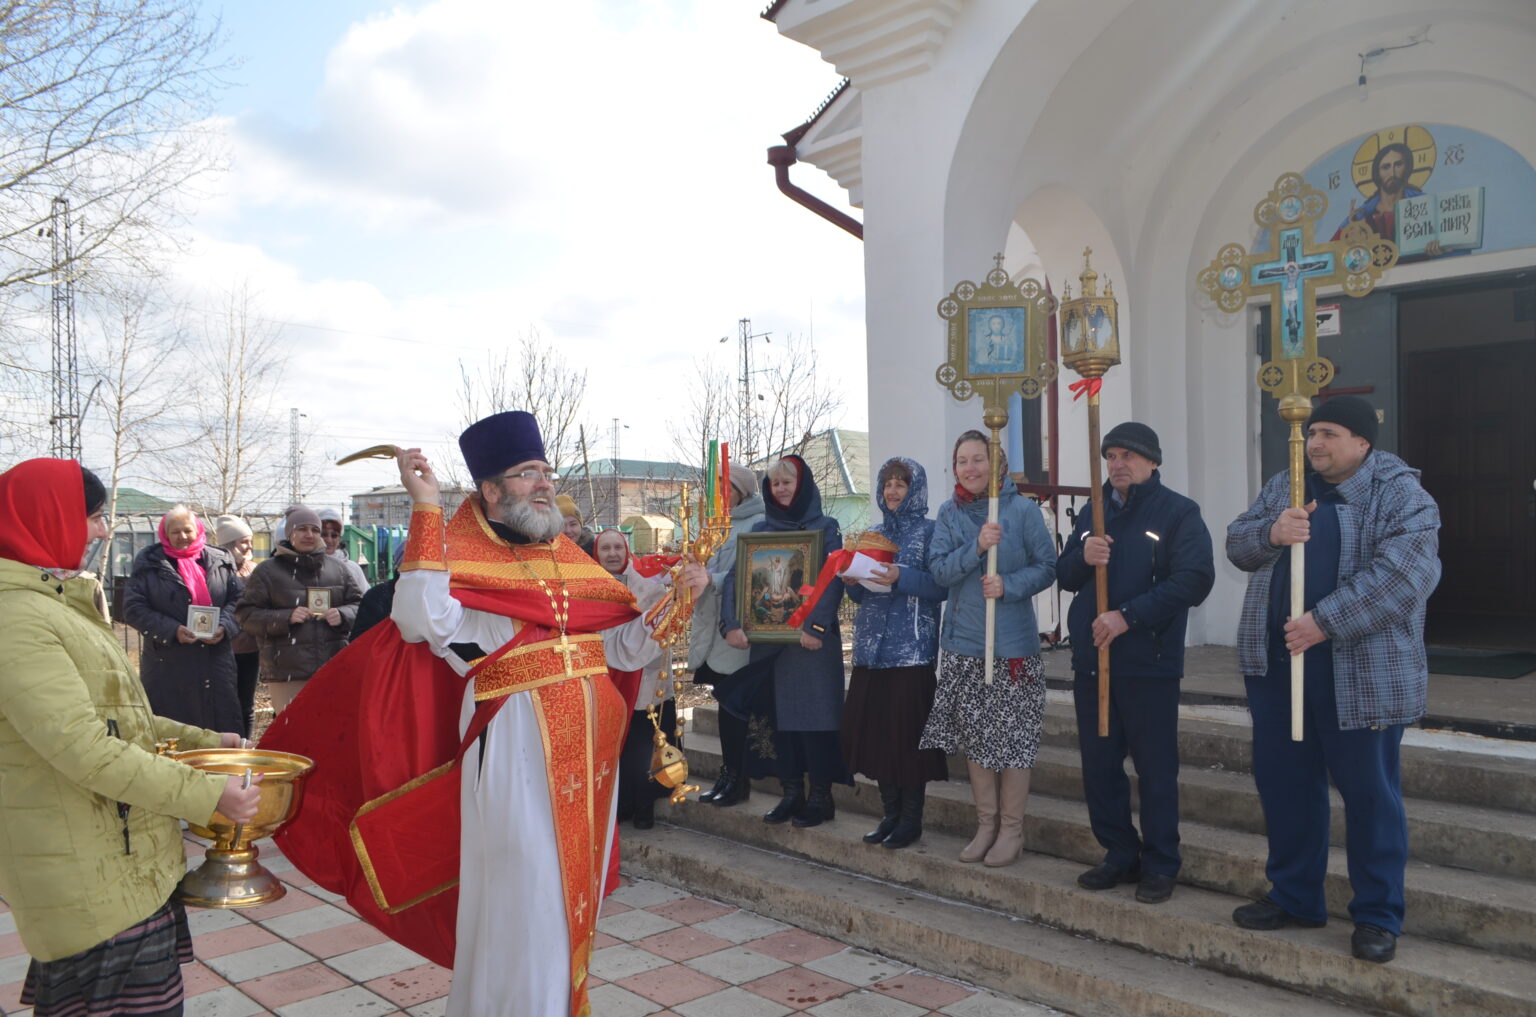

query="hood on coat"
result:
[875,457,928,541]
[732,491,766,522]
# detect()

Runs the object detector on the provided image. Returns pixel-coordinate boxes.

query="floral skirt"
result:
[919,652,1046,770]
[20,899,192,1016]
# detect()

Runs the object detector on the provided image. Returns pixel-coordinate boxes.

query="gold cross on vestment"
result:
[561,772,584,804]
[552,631,578,677]
[595,761,612,788]
[575,893,589,924]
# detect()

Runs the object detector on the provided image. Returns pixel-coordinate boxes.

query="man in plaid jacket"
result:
[1225,396,1440,965]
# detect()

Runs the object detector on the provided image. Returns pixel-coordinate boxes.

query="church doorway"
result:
[1400,271,1536,650]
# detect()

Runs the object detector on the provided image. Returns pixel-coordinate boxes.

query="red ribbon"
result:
[632,553,681,578]
[1069,377,1103,401]
[786,546,896,629]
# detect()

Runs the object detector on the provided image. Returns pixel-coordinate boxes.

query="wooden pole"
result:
[1280,391,1311,742]
[1086,392,1111,737]
[983,417,1004,685]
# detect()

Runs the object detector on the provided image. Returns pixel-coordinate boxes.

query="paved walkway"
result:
[1,835,1064,1017]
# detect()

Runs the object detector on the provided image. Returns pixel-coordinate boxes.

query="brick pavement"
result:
[0,834,1062,1017]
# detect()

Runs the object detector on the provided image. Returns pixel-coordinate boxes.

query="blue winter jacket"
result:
[1056,471,1215,678]
[930,486,1057,659]
[1227,450,1441,730]
[847,458,947,669]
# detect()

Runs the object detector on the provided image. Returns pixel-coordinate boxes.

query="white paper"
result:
[840,552,894,592]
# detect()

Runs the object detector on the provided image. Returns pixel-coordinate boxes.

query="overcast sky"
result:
[161,0,864,511]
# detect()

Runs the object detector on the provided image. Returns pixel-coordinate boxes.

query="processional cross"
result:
[1197,171,1397,741]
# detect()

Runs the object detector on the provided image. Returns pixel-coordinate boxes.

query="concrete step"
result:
[679,732,1536,962]
[642,788,1536,1017]
[685,699,1536,815]
[621,822,1373,1017]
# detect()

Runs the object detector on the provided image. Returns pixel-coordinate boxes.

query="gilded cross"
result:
[561,772,584,804]
[575,892,589,925]
[594,760,611,789]
[552,631,578,677]
[1197,171,1397,399]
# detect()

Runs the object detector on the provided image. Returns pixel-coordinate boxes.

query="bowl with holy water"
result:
[170,747,315,908]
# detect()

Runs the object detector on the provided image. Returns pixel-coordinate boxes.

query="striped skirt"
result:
[19,899,193,1017]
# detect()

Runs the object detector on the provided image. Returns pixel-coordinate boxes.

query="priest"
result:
[262,411,657,1017]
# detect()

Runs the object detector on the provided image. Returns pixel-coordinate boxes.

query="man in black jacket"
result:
[1056,422,1214,904]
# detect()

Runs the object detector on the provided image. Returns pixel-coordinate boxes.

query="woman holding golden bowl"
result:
[0,459,262,1017]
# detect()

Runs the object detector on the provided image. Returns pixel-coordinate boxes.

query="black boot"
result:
[763,777,805,824]
[710,767,751,807]
[863,782,901,844]
[698,767,732,804]
[793,780,835,828]
[882,787,925,849]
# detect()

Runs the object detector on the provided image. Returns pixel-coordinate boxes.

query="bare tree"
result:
[666,355,733,481]
[0,1,227,297]
[79,275,197,569]
[756,333,844,474]
[455,328,587,477]
[155,281,287,512]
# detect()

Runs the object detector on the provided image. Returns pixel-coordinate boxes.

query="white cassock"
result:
[392,568,658,1017]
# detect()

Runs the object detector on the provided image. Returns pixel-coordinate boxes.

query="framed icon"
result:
[306,588,332,613]
[734,530,824,644]
[187,604,218,640]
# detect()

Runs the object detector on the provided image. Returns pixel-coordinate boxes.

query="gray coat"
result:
[122,543,244,732]
[1227,451,1441,729]
[235,543,364,683]
[687,493,766,676]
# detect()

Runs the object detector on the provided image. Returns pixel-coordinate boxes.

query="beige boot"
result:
[983,767,1032,867]
[959,762,1000,863]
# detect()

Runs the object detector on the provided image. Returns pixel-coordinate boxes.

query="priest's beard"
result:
[492,491,563,542]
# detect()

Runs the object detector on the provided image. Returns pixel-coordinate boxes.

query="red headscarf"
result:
[593,528,631,576]
[0,459,89,569]
[159,511,212,606]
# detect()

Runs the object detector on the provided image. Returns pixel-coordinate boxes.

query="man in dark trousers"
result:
[1057,422,1215,905]
[1226,396,1439,963]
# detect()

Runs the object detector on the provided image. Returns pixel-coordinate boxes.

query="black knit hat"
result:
[1307,395,1377,446]
[1101,422,1162,465]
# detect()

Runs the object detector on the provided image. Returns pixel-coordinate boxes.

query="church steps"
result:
[643,790,1536,1017]
[621,823,1373,1017]
[678,732,1536,961]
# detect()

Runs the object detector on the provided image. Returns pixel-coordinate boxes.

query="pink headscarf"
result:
[159,512,212,607]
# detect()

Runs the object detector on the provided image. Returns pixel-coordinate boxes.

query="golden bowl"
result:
[172,748,314,909]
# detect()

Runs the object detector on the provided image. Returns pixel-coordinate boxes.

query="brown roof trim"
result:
[760,0,791,23]
[782,78,851,146]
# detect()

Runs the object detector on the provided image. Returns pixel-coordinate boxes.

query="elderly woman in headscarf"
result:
[839,457,949,849]
[679,463,765,808]
[594,527,673,829]
[719,455,849,828]
[124,504,245,733]
[215,514,260,737]
[920,430,1057,867]
[0,459,260,1017]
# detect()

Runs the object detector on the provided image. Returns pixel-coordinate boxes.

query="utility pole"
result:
[49,197,81,461]
[736,317,771,464]
[288,408,306,504]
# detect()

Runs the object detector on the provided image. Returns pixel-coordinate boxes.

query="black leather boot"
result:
[863,782,901,844]
[882,787,925,849]
[793,780,835,828]
[699,767,732,804]
[710,768,751,807]
[762,777,805,824]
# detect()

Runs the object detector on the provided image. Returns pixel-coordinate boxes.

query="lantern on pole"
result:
[935,254,1057,684]
[1059,248,1121,737]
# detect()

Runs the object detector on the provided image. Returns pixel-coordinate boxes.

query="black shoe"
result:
[863,783,901,844]
[698,767,732,803]
[793,780,835,828]
[882,788,925,850]
[1135,872,1177,904]
[632,797,655,830]
[1232,896,1327,930]
[763,778,805,824]
[1076,862,1139,891]
[710,770,751,807]
[1351,923,1396,963]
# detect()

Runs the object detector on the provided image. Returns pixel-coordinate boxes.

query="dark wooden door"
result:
[1401,340,1536,637]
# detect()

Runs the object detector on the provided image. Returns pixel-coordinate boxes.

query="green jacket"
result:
[0,557,225,961]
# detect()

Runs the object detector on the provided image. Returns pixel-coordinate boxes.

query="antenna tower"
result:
[49,197,81,460]
[736,317,771,463]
